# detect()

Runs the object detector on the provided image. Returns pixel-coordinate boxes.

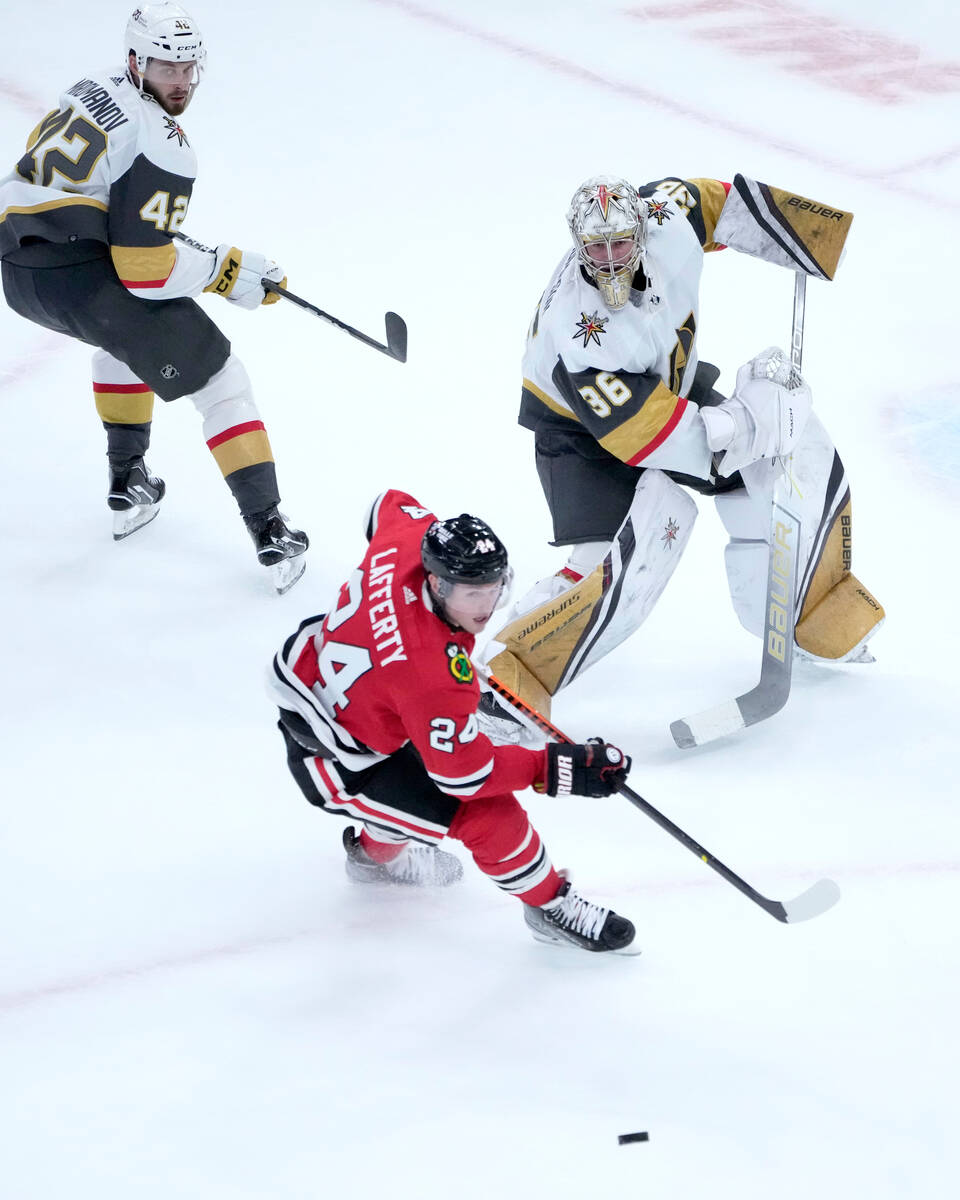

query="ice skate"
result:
[107,458,165,541]
[245,507,309,594]
[524,875,639,954]
[342,826,463,887]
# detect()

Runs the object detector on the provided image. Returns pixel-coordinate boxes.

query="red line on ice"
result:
[1,859,956,1012]
[367,0,958,209]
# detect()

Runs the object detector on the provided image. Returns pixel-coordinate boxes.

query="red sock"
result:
[359,828,408,864]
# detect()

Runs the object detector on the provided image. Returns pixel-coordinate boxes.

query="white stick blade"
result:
[782,878,841,923]
[670,701,745,748]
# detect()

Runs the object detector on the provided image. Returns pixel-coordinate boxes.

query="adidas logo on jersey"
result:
[403,586,417,604]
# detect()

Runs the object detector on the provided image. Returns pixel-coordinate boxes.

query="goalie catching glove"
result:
[204,245,287,309]
[701,346,812,476]
[539,738,631,797]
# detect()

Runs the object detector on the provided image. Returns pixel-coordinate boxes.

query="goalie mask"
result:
[422,515,513,629]
[126,3,206,107]
[567,175,646,312]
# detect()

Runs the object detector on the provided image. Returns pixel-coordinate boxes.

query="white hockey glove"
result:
[700,346,812,477]
[203,245,287,309]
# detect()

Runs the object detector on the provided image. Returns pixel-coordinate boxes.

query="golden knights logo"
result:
[573,310,608,348]
[661,517,680,549]
[646,200,671,226]
[163,116,189,146]
[587,182,631,221]
[446,643,474,685]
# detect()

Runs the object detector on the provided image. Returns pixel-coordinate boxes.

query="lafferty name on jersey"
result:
[368,548,408,667]
[65,78,130,133]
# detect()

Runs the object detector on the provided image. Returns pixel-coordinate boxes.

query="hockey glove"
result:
[700,346,812,476]
[542,738,631,798]
[204,245,287,309]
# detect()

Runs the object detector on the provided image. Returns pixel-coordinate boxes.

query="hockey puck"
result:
[618,1131,649,1145]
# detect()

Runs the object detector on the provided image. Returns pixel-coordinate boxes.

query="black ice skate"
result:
[342,826,463,887]
[524,876,639,954]
[107,458,165,541]
[245,506,309,595]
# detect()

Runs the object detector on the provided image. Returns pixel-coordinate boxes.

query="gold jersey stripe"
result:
[597,381,680,463]
[111,242,176,285]
[522,377,578,422]
[208,429,275,478]
[94,390,155,425]
[0,195,108,225]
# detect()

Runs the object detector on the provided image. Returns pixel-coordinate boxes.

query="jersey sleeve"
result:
[107,154,207,297]
[639,177,731,251]
[553,356,712,476]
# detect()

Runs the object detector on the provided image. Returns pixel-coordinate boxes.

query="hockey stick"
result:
[261,280,407,363]
[173,233,407,362]
[669,274,805,749]
[485,672,841,924]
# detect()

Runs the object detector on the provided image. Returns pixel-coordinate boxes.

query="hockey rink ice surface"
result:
[1,2,958,1196]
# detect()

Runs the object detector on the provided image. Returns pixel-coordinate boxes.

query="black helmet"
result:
[421,514,508,585]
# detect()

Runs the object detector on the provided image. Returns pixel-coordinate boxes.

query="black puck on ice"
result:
[618,1131,649,1145]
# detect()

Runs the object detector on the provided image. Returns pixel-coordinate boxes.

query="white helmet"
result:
[125,4,206,80]
[567,175,646,311]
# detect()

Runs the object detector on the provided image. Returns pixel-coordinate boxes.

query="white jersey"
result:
[0,68,215,299]
[520,177,729,481]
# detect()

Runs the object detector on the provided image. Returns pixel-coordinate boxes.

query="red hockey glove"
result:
[542,738,631,798]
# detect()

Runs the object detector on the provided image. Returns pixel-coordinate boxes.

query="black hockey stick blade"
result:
[264,282,407,362]
[483,672,841,925]
[384,312,408,363]
[670,493,800,749]
[171,232,408,362]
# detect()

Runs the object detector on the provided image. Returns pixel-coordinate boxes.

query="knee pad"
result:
[190,354,260,438]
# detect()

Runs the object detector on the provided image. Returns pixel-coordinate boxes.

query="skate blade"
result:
[270,553,306,595]
[112,502,161,541]
[528,928,642,956]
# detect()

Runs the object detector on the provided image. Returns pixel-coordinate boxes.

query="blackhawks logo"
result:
[573,310,608,348]
[446,643,474,684]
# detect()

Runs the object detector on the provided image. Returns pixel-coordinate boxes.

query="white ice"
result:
[1,1,958,1196]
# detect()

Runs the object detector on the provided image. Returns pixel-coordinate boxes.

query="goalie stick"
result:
[670,273,806,749]
[173,233,407,362]
[484,672,841,924]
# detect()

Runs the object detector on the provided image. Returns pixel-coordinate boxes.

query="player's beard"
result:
[145,81,192,116]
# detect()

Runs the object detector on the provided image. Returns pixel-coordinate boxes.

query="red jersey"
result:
[269,490,544,800]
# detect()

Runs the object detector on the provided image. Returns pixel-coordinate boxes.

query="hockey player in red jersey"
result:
[268,489,638,954]
[0,4,307,591]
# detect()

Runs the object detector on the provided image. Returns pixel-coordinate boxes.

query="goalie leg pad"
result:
[715,414,885,657]
[485,469,697,696]
[795,573,885,661]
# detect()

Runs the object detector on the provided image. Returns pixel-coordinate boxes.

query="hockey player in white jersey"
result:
[0,4,307,592]
[482,175,884,725]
